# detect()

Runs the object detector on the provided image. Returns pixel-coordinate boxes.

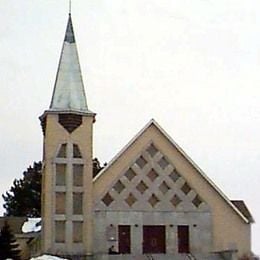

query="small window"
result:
[56,192,66,214]
[55,221,66,243]
[73,192,83,215]
[73,221,83,243]
[73,144,82,158]
[56,164,66,186]
[57,144,67,158]
[73,164,83,186]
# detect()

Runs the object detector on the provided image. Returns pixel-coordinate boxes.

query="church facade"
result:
[31,13,254,260]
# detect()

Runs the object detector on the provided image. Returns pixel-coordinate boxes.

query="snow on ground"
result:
[31,255,67,260]
[22,218,41,233]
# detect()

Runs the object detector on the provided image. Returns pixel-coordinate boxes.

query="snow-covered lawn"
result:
[22,218,41,233]
[31,255,67,260]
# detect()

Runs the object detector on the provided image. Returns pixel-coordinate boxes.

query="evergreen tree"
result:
[2,162,42,217]
[0,221,21,260]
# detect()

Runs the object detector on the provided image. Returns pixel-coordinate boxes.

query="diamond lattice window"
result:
[125,193,137,207]
[171,194,181,207]
[148,194,160,207]
[169,169,180,182]
[136,181,148,194]
[146,144,158,157]
[136,156,147,168]
[125,168,137,181]
[147,169,159,182]
[181,182,191,195]
[158,157,169,169]
[192,195,203,208]
[159,181,170,194]
[102,193,114,206]
[113,180,125,194]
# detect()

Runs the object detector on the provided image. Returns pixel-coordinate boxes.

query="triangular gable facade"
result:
[94,119,250,223]
[93,119,252,257]
[94,134,210,214]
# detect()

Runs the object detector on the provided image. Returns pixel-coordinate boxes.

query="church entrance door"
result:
[143,225,166,254]
[177,225,190,253]
[118,225,131,254]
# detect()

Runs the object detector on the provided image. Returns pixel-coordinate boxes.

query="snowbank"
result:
[31,255,67,260]
[22,218,41,233]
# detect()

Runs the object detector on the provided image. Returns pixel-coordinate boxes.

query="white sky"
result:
[0,0,259,255]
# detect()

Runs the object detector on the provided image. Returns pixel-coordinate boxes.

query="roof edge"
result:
[40,109,96,120]
[94,119,251,224]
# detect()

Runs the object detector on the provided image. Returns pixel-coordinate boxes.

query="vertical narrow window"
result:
[73,192,83,215]
[55,221,65,243]
[57,144,67,158]
[56,192,66,214]
[73,221,83,243]
[56,164,66,186]
[178,225,190,253]
[118,225,131,254]
[73,144,82,158]
[73,164,83,186]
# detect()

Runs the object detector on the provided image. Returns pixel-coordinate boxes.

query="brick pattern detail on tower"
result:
[58,114,82,133]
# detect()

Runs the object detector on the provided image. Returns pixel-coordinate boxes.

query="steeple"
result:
[49,14,90,114]
[40,12,95,257]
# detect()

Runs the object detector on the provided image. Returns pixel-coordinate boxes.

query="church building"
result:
[25,13,254,260]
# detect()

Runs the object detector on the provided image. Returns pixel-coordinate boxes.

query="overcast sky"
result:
[0,0,259,255]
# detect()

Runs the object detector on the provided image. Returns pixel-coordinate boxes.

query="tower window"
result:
[57,144,67,158]
[73,144,82,158]
[56,192,66,214]
[73,221,83,243]
[73,192,83,215]
[73,164,83,186]
[55,221,66,243]
[56,164,66,186]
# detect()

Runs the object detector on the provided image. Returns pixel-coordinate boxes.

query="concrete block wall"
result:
[93,210,212,257]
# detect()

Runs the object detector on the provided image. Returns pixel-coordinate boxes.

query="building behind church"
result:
[2,12,255,260]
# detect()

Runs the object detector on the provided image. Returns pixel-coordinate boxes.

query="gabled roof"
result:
[94,119,253,224]
[231,200,254,223]
[49,14,90,114]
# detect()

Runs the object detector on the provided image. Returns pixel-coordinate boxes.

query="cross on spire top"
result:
[69,0,72,14]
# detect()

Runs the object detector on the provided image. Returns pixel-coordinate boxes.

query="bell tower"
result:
[40,14,95,258]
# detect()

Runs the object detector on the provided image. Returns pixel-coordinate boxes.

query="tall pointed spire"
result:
[49,14,90,114]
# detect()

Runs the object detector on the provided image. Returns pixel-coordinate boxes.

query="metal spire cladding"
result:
[49,14,89,114]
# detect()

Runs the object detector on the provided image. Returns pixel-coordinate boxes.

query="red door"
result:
[118,225,131,254]
[178,225,190,253]
[143,226,166,254]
